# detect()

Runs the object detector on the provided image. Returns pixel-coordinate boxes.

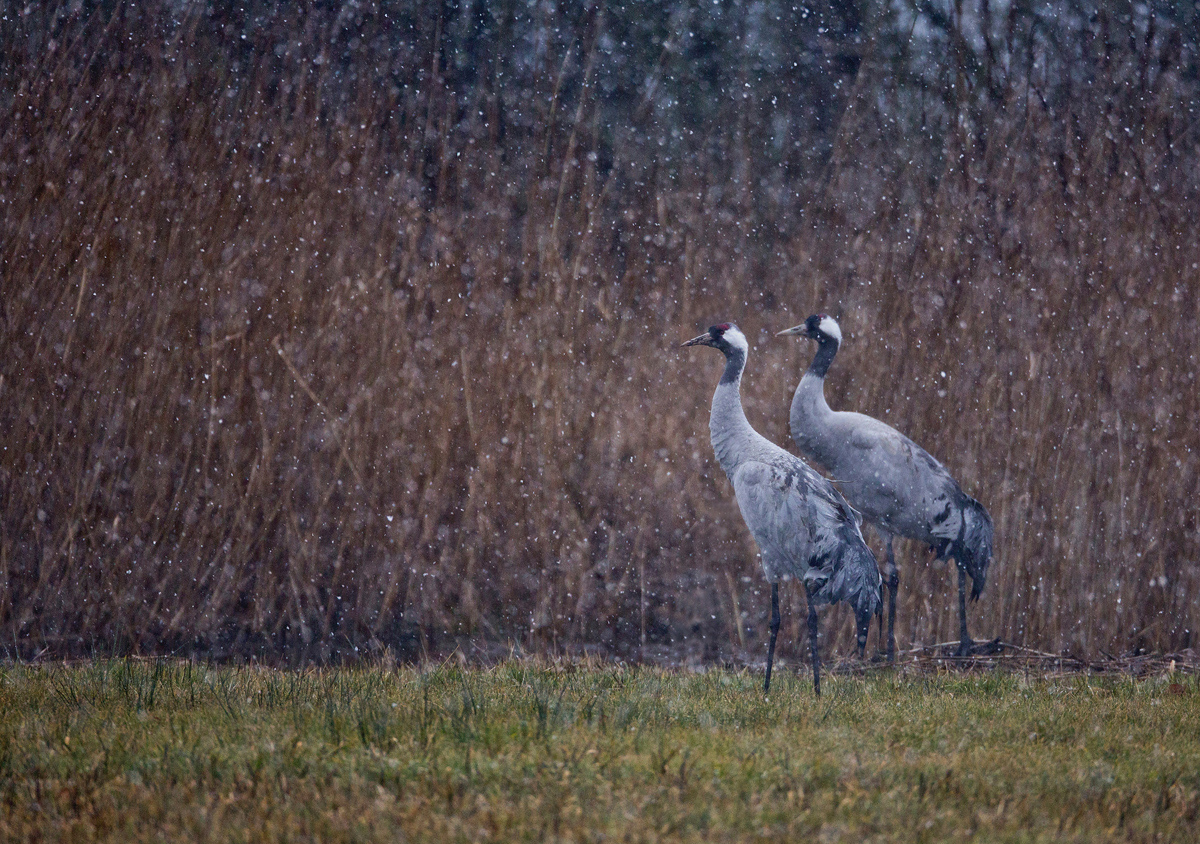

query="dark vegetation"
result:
[2,1,1198,663]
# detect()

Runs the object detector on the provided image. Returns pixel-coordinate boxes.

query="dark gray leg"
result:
[956,561,974,656]
[885,538,899,664]
[804,584,821,697]
[855,607,871,659]
[764,583,781,694]
[874,596,884,656]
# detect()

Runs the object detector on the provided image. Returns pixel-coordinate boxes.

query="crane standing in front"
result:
[777,314,993,662]
[682,323,881,695]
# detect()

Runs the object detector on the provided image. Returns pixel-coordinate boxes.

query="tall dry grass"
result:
[1,2,1197,663]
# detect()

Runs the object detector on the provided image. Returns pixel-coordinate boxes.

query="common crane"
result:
[777,314,993,661]
[682,323,881,695]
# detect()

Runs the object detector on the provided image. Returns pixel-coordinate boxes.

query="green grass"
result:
[1,660,1197,842]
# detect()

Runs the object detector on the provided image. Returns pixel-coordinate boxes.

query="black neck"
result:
[719,347,745,385]
[807,339,838,378]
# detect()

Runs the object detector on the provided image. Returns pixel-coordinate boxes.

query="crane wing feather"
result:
[732,459,879,617]
[821,413,968,541]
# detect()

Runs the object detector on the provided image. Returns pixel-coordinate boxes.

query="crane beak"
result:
[682,333,713,348]
[775,324,805,337]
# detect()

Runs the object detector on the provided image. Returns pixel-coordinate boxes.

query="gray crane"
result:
[682,323,881,695]
[777,314,993,662]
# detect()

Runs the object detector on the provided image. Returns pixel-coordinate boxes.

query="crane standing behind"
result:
[778,314,993,662]
[682,323,881,695]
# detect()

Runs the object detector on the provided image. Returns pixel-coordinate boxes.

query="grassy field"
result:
[1,659,1198,842]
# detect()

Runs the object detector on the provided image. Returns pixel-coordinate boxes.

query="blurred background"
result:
[2,0,1198,664]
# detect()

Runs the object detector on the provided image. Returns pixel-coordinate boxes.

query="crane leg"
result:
[855,607,870,660]
[885,539,899,664]
[956,561,974,656]
[764,583,781,694]
[874,594,884,656]
[804,584,821,697]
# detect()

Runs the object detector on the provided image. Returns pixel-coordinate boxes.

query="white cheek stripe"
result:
[819,316,842,343]
[724,325,750,353]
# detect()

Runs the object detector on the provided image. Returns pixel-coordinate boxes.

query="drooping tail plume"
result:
[955,496,993,600]
[806,537,883,620]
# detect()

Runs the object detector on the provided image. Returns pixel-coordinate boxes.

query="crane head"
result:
[776,313,842,345]
[682,323,748,355]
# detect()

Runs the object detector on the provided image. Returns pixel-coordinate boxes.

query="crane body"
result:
[683,323,881,694]
[779,315,993,661]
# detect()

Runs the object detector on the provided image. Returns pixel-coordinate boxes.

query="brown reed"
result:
[1,3,1196,664]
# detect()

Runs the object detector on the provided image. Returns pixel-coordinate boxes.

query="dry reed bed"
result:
[1,4,1197,663]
